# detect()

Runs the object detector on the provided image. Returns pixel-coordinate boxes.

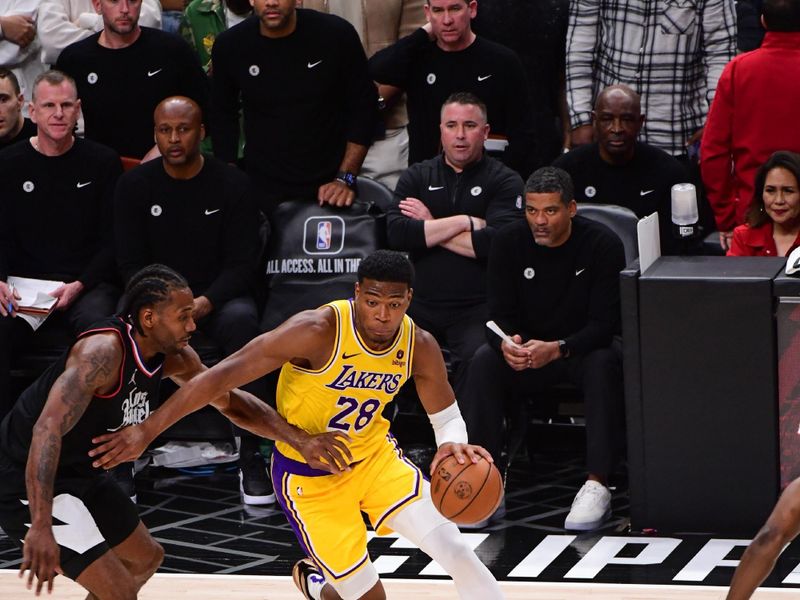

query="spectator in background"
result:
[305,0,426,189]
[566,0,736,160]
[210,0,377,212]
[0,0,44,109]
[472,0,569,163]
[728,151,800,258]
[460,166,626,531]
[369,0,540,178]
[114,96,273,505]
[701,0,800,251]
[0,68,36,148]
[554,85,688,255]
[386,92,522,405]
[38,0,161,65]
[160,0,186,34]
[180,0,252,73]
[56,0,207,160]
[737,0,766,51]
[0,70,121,419]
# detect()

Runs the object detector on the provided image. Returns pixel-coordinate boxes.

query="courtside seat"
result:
[509,205,636,469]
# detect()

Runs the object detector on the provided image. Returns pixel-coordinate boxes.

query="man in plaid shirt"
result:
[565,0,737,159]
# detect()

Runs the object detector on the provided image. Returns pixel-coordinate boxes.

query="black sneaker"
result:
[293,558,325,599]
[109,463,137,503]
[238,451,275,505]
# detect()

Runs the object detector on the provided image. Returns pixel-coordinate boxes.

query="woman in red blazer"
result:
[729,151,800,257]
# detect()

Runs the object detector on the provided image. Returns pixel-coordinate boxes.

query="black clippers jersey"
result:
[0,317,164,473]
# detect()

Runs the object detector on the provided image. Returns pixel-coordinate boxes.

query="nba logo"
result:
[316,221,332,250]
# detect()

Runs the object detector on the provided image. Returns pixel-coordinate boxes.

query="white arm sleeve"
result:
[428,402,468,447]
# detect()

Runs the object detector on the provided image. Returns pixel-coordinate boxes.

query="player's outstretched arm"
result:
[89,309,347,469]
[171,345,352,472]
[22,333,122,595]
[411,326,493,474]
[727,477,800,599]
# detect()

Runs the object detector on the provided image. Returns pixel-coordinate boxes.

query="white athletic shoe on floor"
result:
[564,480,611,531]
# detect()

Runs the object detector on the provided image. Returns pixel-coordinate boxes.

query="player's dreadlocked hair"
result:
[118,264,189,335]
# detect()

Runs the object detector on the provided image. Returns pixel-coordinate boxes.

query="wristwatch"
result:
[558,339,570,358]
[335,171,357,189]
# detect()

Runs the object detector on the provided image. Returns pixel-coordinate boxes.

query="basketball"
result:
[430,455,504,525]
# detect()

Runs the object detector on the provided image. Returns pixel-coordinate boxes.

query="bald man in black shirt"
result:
[114,96,272,506]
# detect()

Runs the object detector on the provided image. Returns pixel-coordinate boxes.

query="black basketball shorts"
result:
[0,454,140,580]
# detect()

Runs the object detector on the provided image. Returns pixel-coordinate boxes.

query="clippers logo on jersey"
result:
[108,386,151,432]
[303,216,345,255]
[325,364,403,395]
[316,221,332,250]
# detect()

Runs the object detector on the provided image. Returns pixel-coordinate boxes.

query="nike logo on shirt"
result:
[342,352,360,360]
[575,268,585,276]
[204,209,221,215]
[428,185,444,191]
[76,181,92,188]
[477,74,492,82]
[640,189,655,196]
[307,60,323,69]
[147,69,163,77]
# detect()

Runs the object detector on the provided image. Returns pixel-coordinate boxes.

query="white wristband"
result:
[428,402,468,447]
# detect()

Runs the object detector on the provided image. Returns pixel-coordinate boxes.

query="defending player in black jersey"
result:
[0,264,349,598]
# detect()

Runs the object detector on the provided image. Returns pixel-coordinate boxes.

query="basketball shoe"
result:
[564,479,611,531]
[293,558,326,600]
[238,451,275,505]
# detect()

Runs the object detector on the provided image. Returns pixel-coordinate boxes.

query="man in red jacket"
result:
[701,0,800,251]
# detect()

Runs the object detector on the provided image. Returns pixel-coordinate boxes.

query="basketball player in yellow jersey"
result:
[89,250,505,600]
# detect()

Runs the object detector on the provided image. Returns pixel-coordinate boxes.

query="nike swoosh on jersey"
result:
[640,189,655,196]
[342,352,360,360]
[307,60,323,69]
[76,181,92,188]
[147,69,163,77]
[204,209,221,215]
[428,185,444,191]
[477,74,493,82]
[575,268,585,276]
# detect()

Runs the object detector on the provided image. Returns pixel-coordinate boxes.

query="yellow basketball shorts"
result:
[271,434,424,582]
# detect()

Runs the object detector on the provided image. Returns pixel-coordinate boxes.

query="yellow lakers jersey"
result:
[274,299,415,464]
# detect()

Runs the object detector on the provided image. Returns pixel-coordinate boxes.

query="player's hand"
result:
[501,335,530,371]
[50,281,84,311]
[430,442,493,475]
[89,424,151,469]
[318,180,355,207]
[295,431,354,474]
[19,525,62,596]
[399,197,433,221]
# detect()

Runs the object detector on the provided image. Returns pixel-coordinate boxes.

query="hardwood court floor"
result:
[0,571,797,599]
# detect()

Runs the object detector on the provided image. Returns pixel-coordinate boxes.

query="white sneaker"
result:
[564,480,611,531]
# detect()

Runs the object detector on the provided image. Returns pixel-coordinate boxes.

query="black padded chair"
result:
[506,203,638,470]
[577,202,640,265]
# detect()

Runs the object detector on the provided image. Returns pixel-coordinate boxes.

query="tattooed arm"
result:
[21,333,122,595]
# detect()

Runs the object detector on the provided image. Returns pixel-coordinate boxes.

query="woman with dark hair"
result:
[728,151,800,257]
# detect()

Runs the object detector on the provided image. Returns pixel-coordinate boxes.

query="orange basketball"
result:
[430,455,504,525]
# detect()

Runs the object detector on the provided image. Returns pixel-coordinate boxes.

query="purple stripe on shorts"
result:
[272,447,333,478]
[373,436,423,532]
